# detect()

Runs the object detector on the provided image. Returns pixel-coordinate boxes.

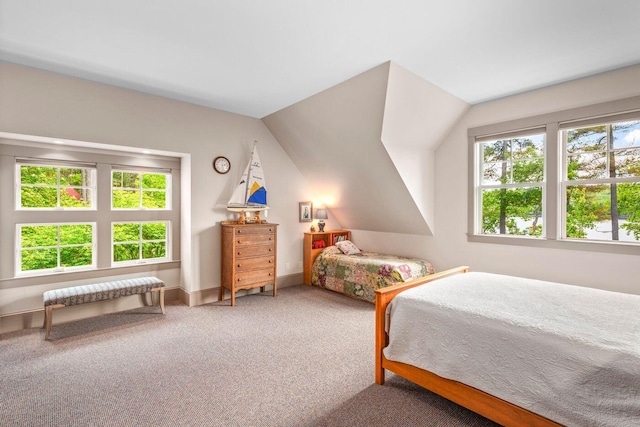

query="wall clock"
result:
[213,156,230,174]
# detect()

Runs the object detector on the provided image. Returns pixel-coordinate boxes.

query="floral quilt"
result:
[311,246,435,303]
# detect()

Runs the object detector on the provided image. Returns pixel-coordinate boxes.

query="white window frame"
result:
[111,168,172,210]
[15,222,97,276]
[16,160,97,210]
[560,117,640,242]
[474,131,546,238]
[111,220,171,266]
[468,95,640,255]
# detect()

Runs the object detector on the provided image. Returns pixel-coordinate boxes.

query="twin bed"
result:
[375,266,640,427]
[310,240,434,302]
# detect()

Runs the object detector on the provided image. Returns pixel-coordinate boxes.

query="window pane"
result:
[481,188,543,237]
[481,135,544,185]
[60,224,93,245]
[113,223,140,242]
[482,161,508,185]
[60,246,93,267]
[142,222,166,240]
[142,242,166,259]
[20,165,56,185]
[122,172,140,188]
[59,168,86,186]
[21,187,57,208]
[142,191,166,208]
[612,120,640,149]
[21,225,57,247]
[60,187,93,208]
[567,152,607,180]
[142,173,166,190]
[113,244,139,262]
[21,248,58,271]
[513,159,544,183]
[613,148,640,178]
[566,183,640,242]
[566,126,607,153]
[112,189,140,208]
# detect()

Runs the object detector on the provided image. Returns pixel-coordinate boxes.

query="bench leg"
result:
[151,287,166,314]
[43,304,64,340]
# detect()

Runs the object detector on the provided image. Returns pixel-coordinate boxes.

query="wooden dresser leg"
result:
[219,285,225,302]
[231,289,235,307]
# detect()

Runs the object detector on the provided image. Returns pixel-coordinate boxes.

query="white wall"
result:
[358,65,640,296]
[0,61,316,320]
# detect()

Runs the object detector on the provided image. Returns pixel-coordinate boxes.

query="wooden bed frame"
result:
[374,266,562,427]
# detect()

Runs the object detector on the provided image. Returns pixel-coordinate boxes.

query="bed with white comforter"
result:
[383,272,640,427]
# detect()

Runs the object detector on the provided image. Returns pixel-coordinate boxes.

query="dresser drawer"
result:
[235,268,275,287]
[235,245,274,258]
[234,226,276,235]
[235,256,275,271]
[235,234,275,246]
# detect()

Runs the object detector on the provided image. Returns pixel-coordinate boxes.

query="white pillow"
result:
[335,240,361,255]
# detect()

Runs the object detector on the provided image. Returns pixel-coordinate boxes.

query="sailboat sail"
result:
[227,145,268,211]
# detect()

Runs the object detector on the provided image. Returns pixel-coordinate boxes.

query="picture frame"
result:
[299,201,313,222]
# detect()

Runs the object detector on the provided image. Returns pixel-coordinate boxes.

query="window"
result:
[3,142,180,279]
[112,221,170,265]
[17,162,96,209]
[17,223,95,275]
[112,169,170,209]
[476,132,545,237]
[562,119,640,243]
[468,95,640,254]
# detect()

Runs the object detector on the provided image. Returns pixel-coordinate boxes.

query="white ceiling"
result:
[1,0,639,118]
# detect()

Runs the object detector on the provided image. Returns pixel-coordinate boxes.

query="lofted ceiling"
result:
[1,1,639,119]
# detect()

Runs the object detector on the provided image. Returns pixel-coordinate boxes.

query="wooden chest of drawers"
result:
[220,221,278,306]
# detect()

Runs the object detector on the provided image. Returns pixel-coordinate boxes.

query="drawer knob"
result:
[269,260,272,263]
[269,273,272,276]
[237,264,241,268]
[269,237,273,240]
[269,248,273,251]
[237,252,241,255]
[237,240,242,244]
[237,230,242,234]
[237,278,241,282]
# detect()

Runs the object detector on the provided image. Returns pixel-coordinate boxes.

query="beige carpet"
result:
[0,285,497,426]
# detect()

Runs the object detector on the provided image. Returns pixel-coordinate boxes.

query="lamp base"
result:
[318,221,326,232]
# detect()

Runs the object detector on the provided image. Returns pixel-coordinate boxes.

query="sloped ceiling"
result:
[263,62,468,235]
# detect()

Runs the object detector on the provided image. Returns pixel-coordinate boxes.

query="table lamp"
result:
[315,208,328,232]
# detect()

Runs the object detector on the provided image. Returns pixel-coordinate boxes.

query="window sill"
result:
[467,234,640,255]
[0,260,181,290]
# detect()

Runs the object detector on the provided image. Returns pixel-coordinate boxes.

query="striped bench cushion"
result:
[43,277,165,307]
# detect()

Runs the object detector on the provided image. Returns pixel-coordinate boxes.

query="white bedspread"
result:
[384,272,640,427]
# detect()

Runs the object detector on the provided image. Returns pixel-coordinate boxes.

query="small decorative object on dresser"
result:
[220,221,278,306]
[227,143,268,224]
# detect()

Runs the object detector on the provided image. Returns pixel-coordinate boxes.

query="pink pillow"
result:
[335,240,361,255]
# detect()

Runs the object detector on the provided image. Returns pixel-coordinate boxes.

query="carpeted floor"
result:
[0,285,497,426]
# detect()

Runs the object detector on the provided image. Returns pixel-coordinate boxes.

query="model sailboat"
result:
[227,143,269,224]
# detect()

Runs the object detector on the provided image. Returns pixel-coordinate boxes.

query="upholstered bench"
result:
[43,277,165,339]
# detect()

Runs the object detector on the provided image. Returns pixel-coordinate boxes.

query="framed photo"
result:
[299,201,313,222]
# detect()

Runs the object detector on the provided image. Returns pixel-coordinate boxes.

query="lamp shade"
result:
[315,208,328,220]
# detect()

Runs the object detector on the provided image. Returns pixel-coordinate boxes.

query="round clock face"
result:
[213,156,230,174]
